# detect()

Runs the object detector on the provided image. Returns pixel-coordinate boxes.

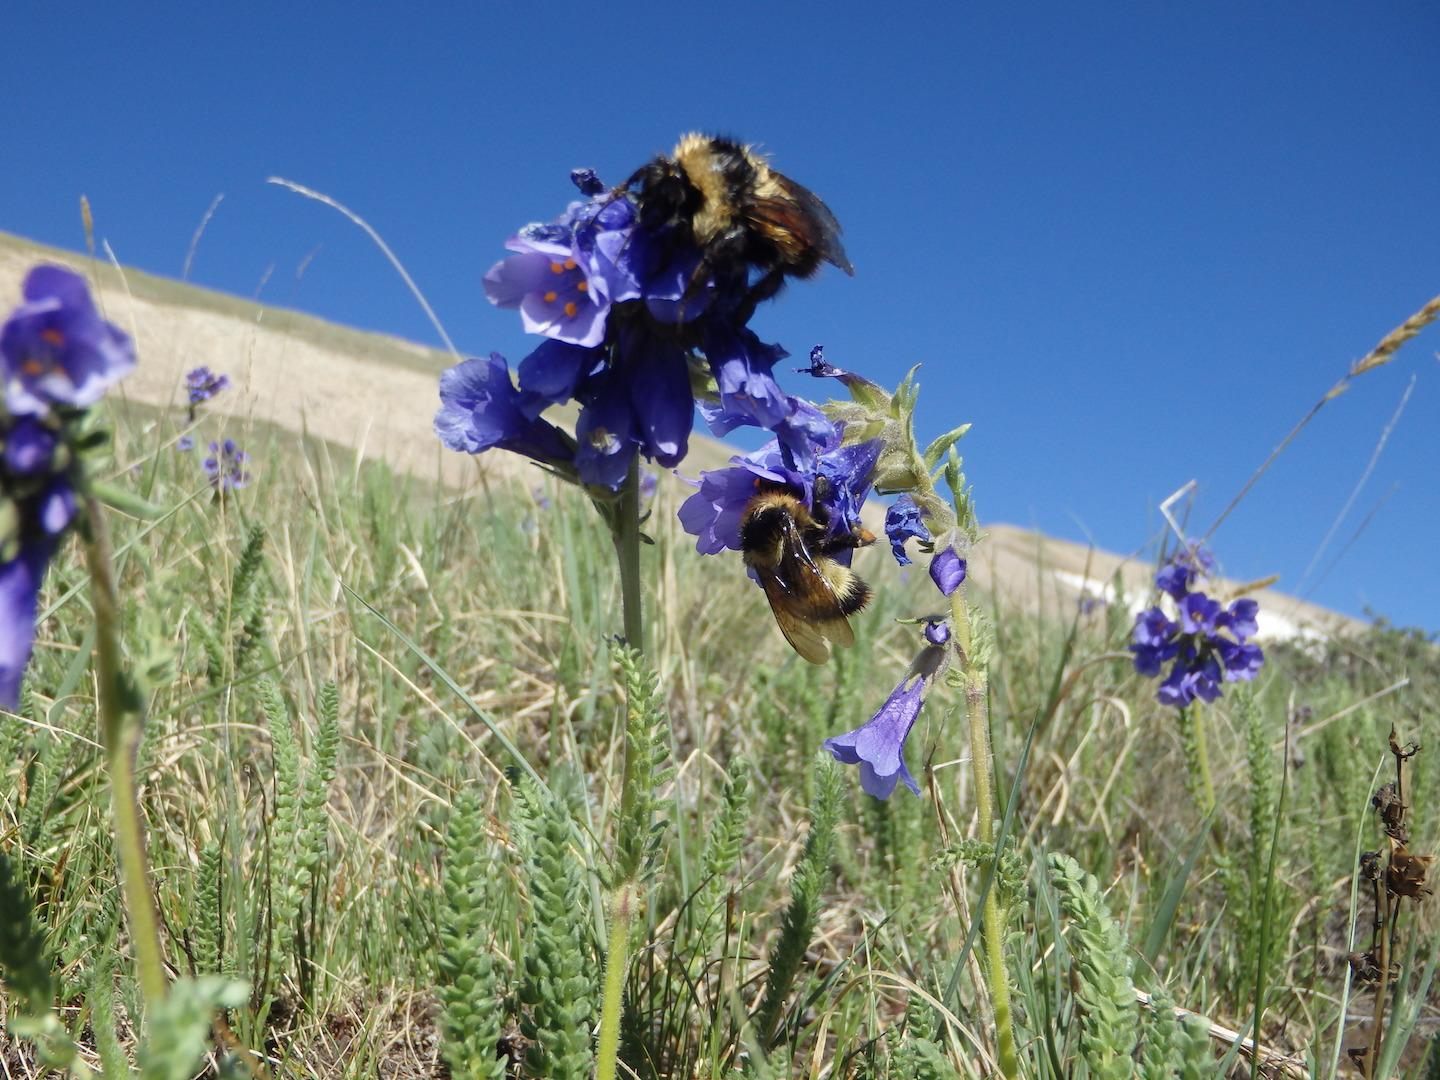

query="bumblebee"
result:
[739,486,873,664]
[625,133,853,319]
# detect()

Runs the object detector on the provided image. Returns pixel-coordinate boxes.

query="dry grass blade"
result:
[265,176,461,360]
[1204,290,1440,541]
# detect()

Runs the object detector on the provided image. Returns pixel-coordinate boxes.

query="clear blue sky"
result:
[5,4,1438,629]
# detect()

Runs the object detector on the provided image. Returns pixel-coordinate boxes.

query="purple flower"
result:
[202,439,252,490]
[929,547,966,595]
[1155,543,1215,600]
[1179,592,1221,634]
[176,434,195,452]
[185,365,230,407]
[573,375,636,489]
[884,495,929,565]
[824,675,925,798]
[617,322,693,468]
[1222,598,1259,642]
[0,418,81,711]
[516,340,603,409]
[703,326,792,430]
[4,419,58,477]
[0,541,57,709]
[924,619,951,646]
[485,234,613,348]
[797,344,888,402]
[1,265,136,416]
[1219,639,1265,682]
[435,353,573,468]
[1132,544,1267,707]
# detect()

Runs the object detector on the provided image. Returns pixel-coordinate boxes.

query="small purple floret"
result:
[0,265,136,416]
[929,547,966,595]
[824,675,925,799]
[884,495,929,565]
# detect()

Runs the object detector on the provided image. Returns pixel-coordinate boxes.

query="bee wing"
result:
[761,173,854,276]
[753,522,859,664]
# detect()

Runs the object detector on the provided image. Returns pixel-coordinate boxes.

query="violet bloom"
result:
[485,237,612,349]
[929,547,966,595]
[185,365,230,407]
[0,265,136,416]
[825,628,949,799]
[435,353,573,469]
[1131,545,1265,707]
[884,495,929,565]
[824,675,925,798]
[203,439,252,491]
[1179,592,1221,634]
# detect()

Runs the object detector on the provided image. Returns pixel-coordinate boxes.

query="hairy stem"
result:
[612,457,644,652]
[81,494,168,1005]
[1180,707,1217,817]
[949,586,1018,1078]
[596,461,644,1080]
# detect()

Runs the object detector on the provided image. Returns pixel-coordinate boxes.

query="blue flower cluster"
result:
[185,365,230,410]
[436,169,839,488]
[1129,545,1265,708]
[203,438,251,491]
[0,266,135,707]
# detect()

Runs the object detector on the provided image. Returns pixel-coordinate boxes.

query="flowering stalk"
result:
[943,580,1017,1077]
[0,266,164,1005]
[1177,707,1216,816]
[814,358,1017,1075]
[594,461,644,1080]
[80,491,168,1005]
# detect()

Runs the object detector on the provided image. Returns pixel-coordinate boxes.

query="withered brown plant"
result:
[1347,725,1433,1077]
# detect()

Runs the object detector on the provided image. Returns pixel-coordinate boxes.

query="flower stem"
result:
[595,882,634,1080]
[81,494,167,1005]
[1179,707,1216,817]
[612,458,644,651]
[596,460,644,1080]
[948,587,1018,1078]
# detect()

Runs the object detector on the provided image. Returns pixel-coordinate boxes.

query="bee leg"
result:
[734,267,787,325]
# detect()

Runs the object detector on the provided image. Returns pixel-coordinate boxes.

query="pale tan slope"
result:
[970,523,1361,642]
[0,231,1359,640]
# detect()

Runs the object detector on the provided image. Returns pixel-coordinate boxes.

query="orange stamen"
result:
[550,261,564,274]
[577,281,588,293]
[563,257,577,270]
[40,328,65,347]
[563,301,578,318]
[543,291,558,303]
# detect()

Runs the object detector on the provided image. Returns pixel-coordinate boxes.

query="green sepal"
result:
[922,423,972,471]
[840,371,893,412]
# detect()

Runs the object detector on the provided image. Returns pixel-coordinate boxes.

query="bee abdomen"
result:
[828,567,871,617]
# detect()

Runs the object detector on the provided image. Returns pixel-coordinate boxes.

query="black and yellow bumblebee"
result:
[739,485,873,664]
[624,133,853,319]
